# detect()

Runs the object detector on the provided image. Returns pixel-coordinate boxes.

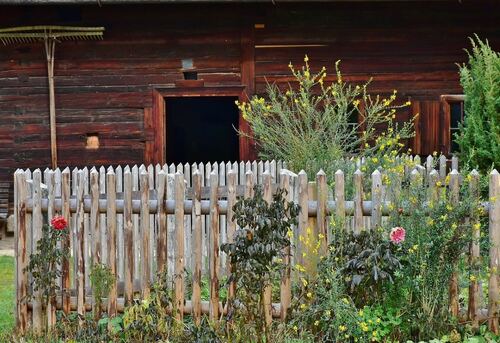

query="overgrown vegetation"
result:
[456,36,500,172]
[237,56,415,177]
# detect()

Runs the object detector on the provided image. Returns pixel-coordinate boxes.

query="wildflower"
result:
[390,227,406,244]
[324,309,331,317]
[306,292,313,298]
[51,215,67,230]
[339,325,347,332]
[473,223,481,232]
[314,320,320,326]
[470,275,477,282]
[405,101,412,106]
[300,303,307,310]
[301,278,308,287]
[293,325,298,332]
[360,322,369,332]
[342,298,349,304]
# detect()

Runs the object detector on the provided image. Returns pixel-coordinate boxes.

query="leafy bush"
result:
[89,263,114,320]
[456,36,500,172]
[221,185,299,342]
[237,56,415,177]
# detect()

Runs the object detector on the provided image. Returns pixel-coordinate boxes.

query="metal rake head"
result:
[0,25,104,45]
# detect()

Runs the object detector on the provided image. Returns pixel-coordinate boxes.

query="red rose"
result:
[51,215,68,230]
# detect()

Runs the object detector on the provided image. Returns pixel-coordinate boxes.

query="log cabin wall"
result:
[0,1,499,213]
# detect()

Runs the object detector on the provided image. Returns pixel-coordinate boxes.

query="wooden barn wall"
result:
[0,2,499,212]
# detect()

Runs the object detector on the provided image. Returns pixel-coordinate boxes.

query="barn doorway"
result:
[165,96,240,164]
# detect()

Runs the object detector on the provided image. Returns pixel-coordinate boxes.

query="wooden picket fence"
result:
[13,157,500,334]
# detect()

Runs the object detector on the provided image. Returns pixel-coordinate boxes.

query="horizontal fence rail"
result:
[13,157,499,334]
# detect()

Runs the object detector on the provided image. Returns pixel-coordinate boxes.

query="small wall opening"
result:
[166,96,239,164]
[85,133,99,149]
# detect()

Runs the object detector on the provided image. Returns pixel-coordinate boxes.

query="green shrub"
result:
[237,56,415,177]
[457,36,500,172]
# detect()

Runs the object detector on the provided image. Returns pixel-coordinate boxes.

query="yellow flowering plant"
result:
[236,56,416,178]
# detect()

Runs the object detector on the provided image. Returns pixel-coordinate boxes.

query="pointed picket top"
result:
[429,169,439,178]
[410,168,420,176]
[470,169,479,177]
[298,169,307,177]
[107,166,115,175]
[354,168,363,176]
[132,164,138,172]
[335,169,344,176]
[44,167,51,174]
[450,169,459,176]
[123,165,130,173]
[139,164,146,173]
[317,169,326,176]
[192,169,201,177]
[491,169,499,175]
[191,162,197,173]
[72,166,79,173]
[371,169,381,176]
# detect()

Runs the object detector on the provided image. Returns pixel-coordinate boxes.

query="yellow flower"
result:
[339,325,347,332]
[342,298,349,304]
[301,278,308,287]
[293,325,298,332]
[376,318,381,324]
[304,55,309,62]
[300,303,307,310]
[358,310,364,316]
[314,320,320,326]
[405,101,412,106]
[473,223,481,231]
[470,275,477,282]
[306,292,313,298]
[324,310,331,317]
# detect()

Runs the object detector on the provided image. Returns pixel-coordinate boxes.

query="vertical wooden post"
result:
[449,170,460,318]
[297,171,308,266]
[116,165,124,281]
[90,168,100,266]
[226,169,237,303]
[76,170,86,326]
[157,170,167,273]
[174,172,185,320]
[140,170,150,299]
[123,167,134,305]
[32,169,43,331]
[371,170,382,230]
[335,170,345,231]
[488,169,500,333]
[468,170,480,328]
[428,170,439,202]
[262,171,273,328]
[280,171,292,320]
[15,171,28,333]
[209,171,220,320]
[46,169,56,328]
[353,169,364,235]
[439,154,447,181]
[245,170,254,198]
[316,170,327,251]
[61,168,71,314]
[132,165,140,278]
[107,168,117,322]
[192,170,202,325]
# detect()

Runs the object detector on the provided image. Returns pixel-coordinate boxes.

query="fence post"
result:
[192,170,202,325]
[488,169,500,333]
[61,168,71,314]
[32,169,43,331]
[226,169,237,305]
[123,167,134,306]
[262,171,273,328]
[209,171,220,320]
[449,170,460,318]
[280,170,292,320]
[107,168,117,323]
[316,170,327,251]
[76,170,86,326]
[140,170,151,299]
[335,170,345,231]
[353,169,363,234]
[157,170,167,274]
[371,170,382,230]
[174,172,185,320]
[468,169,480,328]
[14,170,28,333]
[297,171,308,267]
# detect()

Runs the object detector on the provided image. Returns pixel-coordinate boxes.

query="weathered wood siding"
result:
[0,2,499,210]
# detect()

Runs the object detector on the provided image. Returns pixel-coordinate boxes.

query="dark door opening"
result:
[166,96,239,164]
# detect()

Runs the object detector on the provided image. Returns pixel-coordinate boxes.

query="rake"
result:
[0,26,105,169]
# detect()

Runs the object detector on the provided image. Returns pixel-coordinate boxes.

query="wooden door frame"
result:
[440,94,465,155]
[149,85,250,165]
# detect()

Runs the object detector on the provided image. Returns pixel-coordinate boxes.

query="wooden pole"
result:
[45,37,57,169]
[488,170,500,333]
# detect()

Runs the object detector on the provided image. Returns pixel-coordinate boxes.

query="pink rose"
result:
[390,227,405,244]
[51,215,68,231]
